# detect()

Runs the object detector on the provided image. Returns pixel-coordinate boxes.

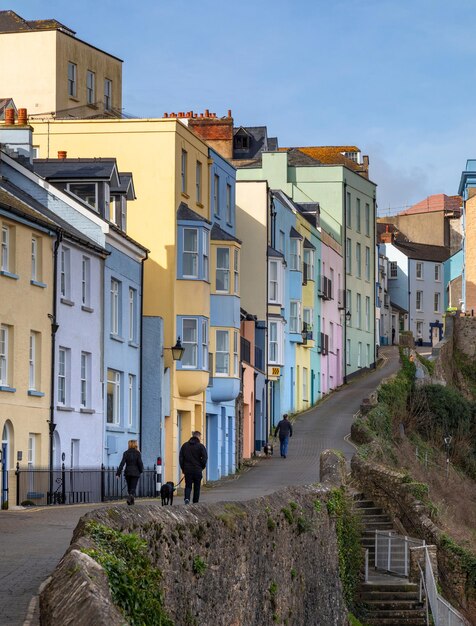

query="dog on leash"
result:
[160,481,175,506]
[263,442,274,457]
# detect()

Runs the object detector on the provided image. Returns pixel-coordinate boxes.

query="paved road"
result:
[0,346,400,625]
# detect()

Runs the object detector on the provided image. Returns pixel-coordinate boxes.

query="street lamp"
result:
[444,435,452,479]
[165,337,185,361]
[345,310,352,324]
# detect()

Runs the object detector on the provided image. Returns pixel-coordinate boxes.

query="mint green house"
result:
[237,148,377,379]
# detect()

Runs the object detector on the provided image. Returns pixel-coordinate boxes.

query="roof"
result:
[289,146,362,172]
[0,98,16,119]
[0,11,75,35]
[303,238,316,250]
[290,226,303,240]
[211,223,242,244]
[33,158,119,182]
[390,301,408,314]
[111,172,135,200]
[233,126,275,160]
[392,240,451,263]
[400,193,462,216]
[268,245,284,259]
[177,203,211,224]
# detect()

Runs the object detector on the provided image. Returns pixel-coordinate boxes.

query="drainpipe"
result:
[373,196,377,368]
[48,230,62,501]
[343,181,347,383]
[138,249,148,454]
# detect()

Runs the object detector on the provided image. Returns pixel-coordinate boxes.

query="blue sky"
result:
[15,0,476,211]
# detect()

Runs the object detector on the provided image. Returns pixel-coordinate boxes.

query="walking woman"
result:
[116,440,144,505]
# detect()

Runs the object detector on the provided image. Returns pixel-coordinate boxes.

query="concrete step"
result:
[364,608,426,618]
[355,506,384,515]
[358,590,421,601]
[364,619,426,626]
[363,600,425,611]
[358,514,393,524]
[363,521,395,531]
[353,498,376,508]
[360,582,419,593]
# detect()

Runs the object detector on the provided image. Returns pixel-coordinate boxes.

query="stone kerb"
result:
[40,487,349,626]
[320,449,347,488]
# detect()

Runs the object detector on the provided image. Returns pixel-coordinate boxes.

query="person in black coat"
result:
[179,431,207,504]
[274,414,293,458]
[116,440,144,505]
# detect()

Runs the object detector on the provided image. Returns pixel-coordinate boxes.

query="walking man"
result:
[274,414,293,458]
[179,431,208,504]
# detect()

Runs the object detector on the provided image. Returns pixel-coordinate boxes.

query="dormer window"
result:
[343,151,361,164]
[66,182,98,211]
[110,195,127,230]
[234,134,250,150]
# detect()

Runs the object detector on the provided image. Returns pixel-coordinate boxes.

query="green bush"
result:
[414,384,472,435]
[367,404,392,440]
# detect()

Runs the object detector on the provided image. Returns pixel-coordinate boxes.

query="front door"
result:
[432,326,439,346]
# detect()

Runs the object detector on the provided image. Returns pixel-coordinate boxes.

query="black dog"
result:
[263,442,274,457]
[160,481,175,506]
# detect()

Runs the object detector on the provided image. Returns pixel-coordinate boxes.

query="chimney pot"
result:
[228,109,232,118]
[17,108,28,125]
[58,150,67,160]
[205,109,209,117]
[164,112,169,118]
[4,108,15,125]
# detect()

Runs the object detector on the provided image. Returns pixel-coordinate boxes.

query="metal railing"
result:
[15,464,159,506]
[241,336,251,364]
[374,530,425,576]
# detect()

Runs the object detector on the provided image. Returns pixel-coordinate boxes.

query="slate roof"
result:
[303,238,316,250]
[0,98,16,119]
[233,125,277,160]
[33,158,118,181]
[390,301,408,314]
[290,226,303,240]
[392,241,451,263]
[211,223,242,244]
[177,202,211,224]
[111,172,135,199]
[0,11,75,35]
[268,245,285,259]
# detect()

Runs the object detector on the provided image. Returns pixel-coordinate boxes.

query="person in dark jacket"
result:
[179,431,207,504]
[274,414,293,458]
[116,440,144,505]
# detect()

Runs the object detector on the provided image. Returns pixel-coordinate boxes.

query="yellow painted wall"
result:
[30,118,211,481]
[0,218,53,503]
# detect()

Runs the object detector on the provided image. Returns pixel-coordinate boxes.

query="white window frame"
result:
[358,342,362,368]
[80,351,90,408]
[214,174,220,215]
[129,287,136,342]
[389,261,398,279]
[346,238,352,274]
[31,237,38,281]
[86,70,95,105]
[268,320,284,365]
[303,248,315,280]
[0,325,9,386]
[183,228,199,279]
[182,318,198,369]
[346,192,352,228]
[365,296,370,331]
[202,230,209,281]
[290,238,301,271]
[434,264,441,282]
[346,338,351,366]
[29,332,37,390]
[215,329,230,376]
[356,293,361,329]
[202,319,208,370]
[416,320,424,339]
[107,369,121,425]
[416,262,424,280]
[216,247,230,293]
[233,330,239,375]
[234,248,239,294]
[434,292,440,313]
[60,247,71,298]
[58,347,69,405]
[290,300,301,333]
[365,203,370,236]
[303,307,313,331]
[111,279,120,335]
[356,243,361,278]
[416,290,423,311]
[356,198,361,232]
[269,260,279,303]
[68,62,77,98]
[104,78,112,110]
[128,374,134,428]
[226,183,232,224]
[365,246,370,281]
[196,161,202,203]
[82,256,90,306]
[181,150,187,194]
[66,181,99,211]
[1,225,9,272]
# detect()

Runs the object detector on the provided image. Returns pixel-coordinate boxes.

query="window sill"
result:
[0,270,19,280]
[80,408,96,414]
[106,424,122,431]
[60,297,75,307]
[0,386,16,393]
[128,340,139,349]
[57,405,74,412]
[69,96,80,102]
[110,333,125,343]
[28,390,45,397]
[226,222,233,228]
[181,192,190,200]
[81,305,94,313]
[87,103,98,110]
[196,202,204,209]
[31,279,47,288]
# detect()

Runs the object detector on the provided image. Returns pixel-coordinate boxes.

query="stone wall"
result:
[351,456,474,617]
[40,487,349,626]
[454,315,476,358]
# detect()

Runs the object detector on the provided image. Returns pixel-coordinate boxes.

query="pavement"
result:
[0,346,400,626]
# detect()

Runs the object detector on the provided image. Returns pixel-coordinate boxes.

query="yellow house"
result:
[0,10,122,119]
[0,192,55,507]
[30,117,212,482]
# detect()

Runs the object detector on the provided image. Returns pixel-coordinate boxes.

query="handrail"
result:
[374,530,425,577]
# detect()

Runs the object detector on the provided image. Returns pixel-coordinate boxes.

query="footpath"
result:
[0,346,400,626]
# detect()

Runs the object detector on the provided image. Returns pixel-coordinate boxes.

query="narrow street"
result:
[0,347,400,626]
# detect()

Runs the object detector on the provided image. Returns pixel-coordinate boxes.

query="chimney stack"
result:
[58,150,67,160]
[380,225,394,244]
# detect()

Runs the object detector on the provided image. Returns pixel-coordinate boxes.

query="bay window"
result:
[215,330,230,375]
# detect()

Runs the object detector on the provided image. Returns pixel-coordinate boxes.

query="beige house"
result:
[0,10,122,119]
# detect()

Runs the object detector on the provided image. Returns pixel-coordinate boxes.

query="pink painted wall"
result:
[241,320,256,458]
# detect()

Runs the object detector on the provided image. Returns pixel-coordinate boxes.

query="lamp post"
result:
[165,337,185,361]
[444,435,452,480]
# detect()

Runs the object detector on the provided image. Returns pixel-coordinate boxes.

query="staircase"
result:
[353,493,427,626]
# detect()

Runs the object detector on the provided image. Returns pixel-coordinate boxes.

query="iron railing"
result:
[15,463,159,506]
[241,337,251,364]
[374,530,425,576]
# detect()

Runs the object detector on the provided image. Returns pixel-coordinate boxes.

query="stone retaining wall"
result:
[40,486,349,626]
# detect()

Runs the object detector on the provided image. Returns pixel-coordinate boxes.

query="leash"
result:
[176,476,185,487]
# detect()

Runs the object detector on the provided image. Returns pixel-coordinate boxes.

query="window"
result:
[303,249,315,280]
[416,262,424,279]
[104,79,112,110]
[60,247,71,299]
[81,257,90,306]
[303,367,308,401]
[303,307,313,332]
[233,331,239,375]
[183,228,198,278]
[358,342,362,367]
[234,249,239,294]
[1,225,9,271]
[356,198,361,232]
[214,174,220,215]
[346,192,352,228]
[226,184,232,224]
[202,319,208,370]
[290,238,301,271]
[180,149,188,194]
[110,279,120,335]
[216,247,230,292]
[29,332,39,390]
[356,293,361,328]
[329,322,334,352]
[416,290,423,311]
[86,70,95,104]
[0,325,9,386]
[365,203,370,236]
[346,238,352,274]
[416,320,423,339]
[366,344,370,368]
[346,290,352,324]
[128,374,135,428]
[269,260,279,302]
[356,243,361,278]
[435,264,441,281]
[389,261,398,278]
[269,321,278,363]
[346,338,351,365]
[67,182,98,210]
[182,318,198,368]
[329,267,334,299]
[434,292,440,312]
[290,301,301,333]
[365,246,370,281]
[365,296,370,331]
[110,195,126,229]
[31,237,38,281]
[202,230,209,281]
[107,369,121,425]
[80,352,90,408]
[129,288,137,342]
[196,161,202,203]
[68,62,77,97]
[216,330,230,375]
[58,347,70,405]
